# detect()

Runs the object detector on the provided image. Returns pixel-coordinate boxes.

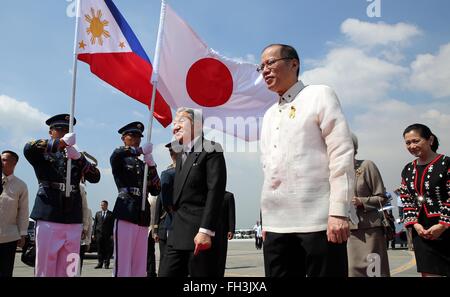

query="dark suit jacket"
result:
[154,195,172,241]
[155,166,176,241]
[93,210,114,238]
[216,191,236,275]
[160,166,176,212]
[218,191,236,237]
[168,138,227,250]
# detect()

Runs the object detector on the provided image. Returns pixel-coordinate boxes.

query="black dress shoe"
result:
[94,264,103,269]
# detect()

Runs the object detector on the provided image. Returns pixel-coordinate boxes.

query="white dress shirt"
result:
[0,174,29,243]
[260,80,355,233]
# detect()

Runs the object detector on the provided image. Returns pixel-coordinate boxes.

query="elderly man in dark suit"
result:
[159,107,227,277]
[93,200,114,269]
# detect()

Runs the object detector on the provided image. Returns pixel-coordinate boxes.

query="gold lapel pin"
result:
[289,106,296,119]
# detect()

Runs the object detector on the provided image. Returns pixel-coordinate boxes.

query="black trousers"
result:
[96,234,113,265]
[157,238,167,276]
[147,235,156,277]
[0,240,17,277]
[79,245,88,274]
[216,239,228,277]
[159,245,220,277]
[263,231,348,277]
[255,237,263,249]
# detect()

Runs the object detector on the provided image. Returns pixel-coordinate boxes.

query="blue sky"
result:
[1,0,449,228]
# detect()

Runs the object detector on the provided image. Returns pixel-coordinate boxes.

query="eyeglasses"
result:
[256,57,293,73]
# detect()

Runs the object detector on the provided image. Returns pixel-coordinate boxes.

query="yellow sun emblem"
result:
[85,8,110,46]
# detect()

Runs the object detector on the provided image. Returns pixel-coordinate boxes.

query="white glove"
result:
[61,132,76,147]
[141,142,153,155]
[66,146,81,160]
[144,153,156,167]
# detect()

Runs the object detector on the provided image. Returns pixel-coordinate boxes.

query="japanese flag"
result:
[158,4,277,141]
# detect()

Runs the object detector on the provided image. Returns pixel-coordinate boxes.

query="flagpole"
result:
[65,0,81,198]
[141,0,168,211]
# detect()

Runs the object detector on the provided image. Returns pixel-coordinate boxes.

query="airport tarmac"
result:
[12,239,419,277]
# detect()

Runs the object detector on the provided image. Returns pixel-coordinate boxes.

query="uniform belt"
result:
[39,181,77,192]
[119,187,141,196]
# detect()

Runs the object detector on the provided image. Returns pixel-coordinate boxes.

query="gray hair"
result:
[175,107,203,126]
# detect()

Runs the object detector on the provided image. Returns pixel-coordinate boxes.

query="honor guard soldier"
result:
[111,121,161,277]
[23,114,101,277]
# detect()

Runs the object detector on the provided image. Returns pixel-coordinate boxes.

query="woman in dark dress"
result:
[400,123,450,277]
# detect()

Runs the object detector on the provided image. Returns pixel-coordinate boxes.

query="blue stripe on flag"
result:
[105,0,151,64]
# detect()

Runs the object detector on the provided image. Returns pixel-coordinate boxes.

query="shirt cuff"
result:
[199,228,215,237]
[329,201,349,218]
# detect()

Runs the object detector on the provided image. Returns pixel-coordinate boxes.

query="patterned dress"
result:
[400,154,450,275]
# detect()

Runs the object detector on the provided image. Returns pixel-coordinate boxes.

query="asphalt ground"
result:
[12,239,419,277]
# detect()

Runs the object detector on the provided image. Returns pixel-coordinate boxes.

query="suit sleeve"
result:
[201,150,227,232]
[160,170,175,211]
[359,160,387,211]
[228,194,236,233]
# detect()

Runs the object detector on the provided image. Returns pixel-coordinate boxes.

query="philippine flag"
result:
[76,0,172,127]
[158,4,277,141]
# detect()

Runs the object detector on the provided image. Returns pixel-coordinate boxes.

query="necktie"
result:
[182,151,189,166]
[102,211,106,219]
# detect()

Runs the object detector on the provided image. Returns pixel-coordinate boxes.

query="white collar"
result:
[183,135,201,153]
[2,173,14,182]
[279,80,305,105]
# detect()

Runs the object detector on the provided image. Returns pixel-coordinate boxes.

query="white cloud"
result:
[0,95,48,148]
[302,47,407,105]
[409,43,450,98]
[421,109,450,126]
[341,18,421,48]
[230,54,257,64]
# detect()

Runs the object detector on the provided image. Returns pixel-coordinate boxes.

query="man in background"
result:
[0,150,29,277]
[93,200,114,269]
